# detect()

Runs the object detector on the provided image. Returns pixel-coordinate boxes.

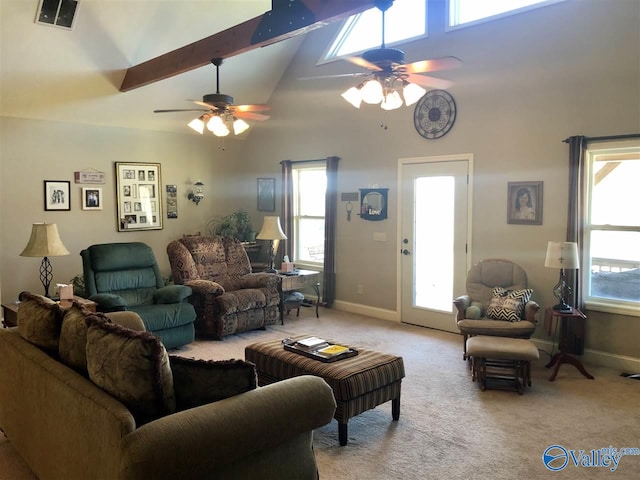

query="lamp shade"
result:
[544,241,579,269]
[256,216,287,241]
[20,223,70,257]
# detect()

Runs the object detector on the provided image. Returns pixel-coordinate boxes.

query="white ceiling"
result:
[0,0,308,135]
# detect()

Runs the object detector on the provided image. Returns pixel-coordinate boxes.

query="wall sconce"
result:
[188,181,205,205]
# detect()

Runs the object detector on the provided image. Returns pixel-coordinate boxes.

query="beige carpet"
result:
[1,308,639,479]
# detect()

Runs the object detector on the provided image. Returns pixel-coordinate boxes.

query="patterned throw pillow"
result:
[17,291,64,355]
[485,287,533,322]
[170,356,257,411]
[59,303,108,374]
[85,315,175,424]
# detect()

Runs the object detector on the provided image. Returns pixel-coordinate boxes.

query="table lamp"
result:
[20,223,70,297]
[544,241,579,313]
[256,216,287,273]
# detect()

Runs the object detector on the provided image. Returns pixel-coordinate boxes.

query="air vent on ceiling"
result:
[35,0,79,30]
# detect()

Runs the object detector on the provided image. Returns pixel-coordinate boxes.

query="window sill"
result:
[585,300,640,318]
[293,261,323,272]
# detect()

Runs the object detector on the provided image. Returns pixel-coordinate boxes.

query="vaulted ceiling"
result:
[0,0,373,135]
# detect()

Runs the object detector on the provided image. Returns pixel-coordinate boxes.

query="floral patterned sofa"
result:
[167,235,281,340]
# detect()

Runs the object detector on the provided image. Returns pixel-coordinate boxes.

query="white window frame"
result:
[292,163,326,270]
[583,140,640,317]
[446,0,565,32]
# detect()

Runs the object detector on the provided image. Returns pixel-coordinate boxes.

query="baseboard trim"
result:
[332,300,399,322]
[531,338,640,373]
[330,302,640,372]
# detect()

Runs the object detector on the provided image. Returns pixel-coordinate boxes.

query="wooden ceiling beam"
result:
[120,0,376,92]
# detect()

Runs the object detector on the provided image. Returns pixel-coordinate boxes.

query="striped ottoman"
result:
[245,337,405,446]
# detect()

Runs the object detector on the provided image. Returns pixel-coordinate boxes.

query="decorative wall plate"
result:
[413,89,457,139]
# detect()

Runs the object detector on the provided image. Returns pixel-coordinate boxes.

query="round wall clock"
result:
[413,89,457,139]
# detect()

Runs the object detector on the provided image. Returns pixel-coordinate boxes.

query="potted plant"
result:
[207,214,238,238]
[207,209,255,241]
[232,209,255,242]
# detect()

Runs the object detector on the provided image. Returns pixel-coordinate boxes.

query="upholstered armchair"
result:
[81,242,196,349]
[454,259,539,360]
[167,235,281,340]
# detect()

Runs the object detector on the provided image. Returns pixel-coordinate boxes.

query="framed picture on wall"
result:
[115,162,163,231]
[507,181,543,225]
[257,178,276,212]
[44,180,71,211]
[81,187,102,210]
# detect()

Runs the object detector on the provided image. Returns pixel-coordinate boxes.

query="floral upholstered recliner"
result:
[167,235,281,339]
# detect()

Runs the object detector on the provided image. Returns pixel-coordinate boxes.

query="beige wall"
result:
[1,1,638,362]
[239,1,640,358]
[0,117,254,302]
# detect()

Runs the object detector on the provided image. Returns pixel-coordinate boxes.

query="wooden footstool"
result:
[245,337,405,446]
[466,336,539,394]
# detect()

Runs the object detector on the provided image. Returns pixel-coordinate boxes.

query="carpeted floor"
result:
[1,308,639,479]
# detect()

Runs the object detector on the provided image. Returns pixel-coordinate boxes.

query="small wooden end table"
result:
[278,269,321,323]
[544,306,594,381]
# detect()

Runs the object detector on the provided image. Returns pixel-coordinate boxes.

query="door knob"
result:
[402,249,411,255]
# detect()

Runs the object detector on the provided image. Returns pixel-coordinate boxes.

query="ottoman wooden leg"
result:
[392,396,400,421]
[339,422,348,446]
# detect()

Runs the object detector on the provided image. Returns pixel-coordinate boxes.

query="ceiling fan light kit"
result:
[156,58,270,137]
[338,0,461,112]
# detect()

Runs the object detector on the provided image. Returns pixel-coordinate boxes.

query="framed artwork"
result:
[44,180,71,211]
[115,162,162,231]
[507,181,543,225]
[257,178,276,212]
[166,185,178,218]
[81,187,102,210]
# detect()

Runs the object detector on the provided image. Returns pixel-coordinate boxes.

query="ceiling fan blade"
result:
[403,56,463,74]
[154,109,210,113]
[234,104,271,112]
[191,100,219,110]
[407,73,453,90]
[346,55,383,72]
[299,72,370,80]
[234,111,270,121]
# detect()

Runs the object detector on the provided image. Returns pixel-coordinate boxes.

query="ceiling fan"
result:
[154,58,270,136]
[318,0,462,110]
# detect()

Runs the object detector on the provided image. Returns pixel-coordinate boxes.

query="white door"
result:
[400,157,470,332]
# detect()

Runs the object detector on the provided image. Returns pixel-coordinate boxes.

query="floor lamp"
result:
[20,223,70,298]
[544,241,579,313]
[256,216,287,273]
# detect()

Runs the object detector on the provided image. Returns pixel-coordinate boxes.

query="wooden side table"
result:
[1,302,19,328]
[278,269,321,323]
[2,296,97,328]
[544,306,594,381]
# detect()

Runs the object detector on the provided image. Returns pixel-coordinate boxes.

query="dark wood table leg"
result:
[311,281,320,318]
[549,353,594,381]
[338,422,348,446]
[545,352,561,369]
[392,396,401,421]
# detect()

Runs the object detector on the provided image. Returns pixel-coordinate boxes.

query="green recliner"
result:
[81,242,196,349]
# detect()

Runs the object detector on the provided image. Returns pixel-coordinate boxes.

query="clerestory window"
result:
[322,0,426,62]
[448,0,565,29]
